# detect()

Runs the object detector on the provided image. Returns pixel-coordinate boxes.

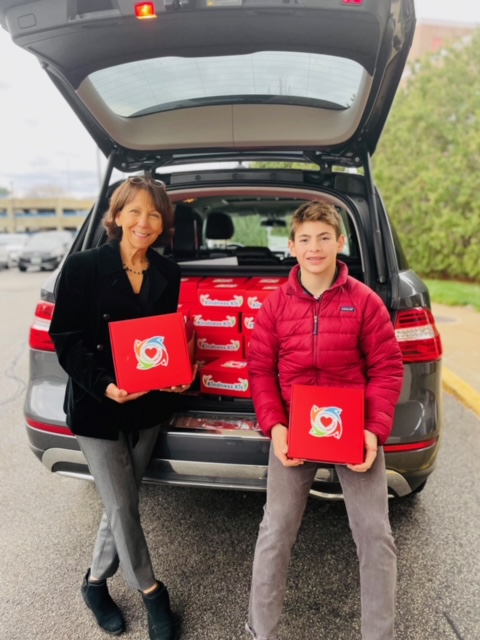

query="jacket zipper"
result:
[313,292,323,336]
[313,297,322,375]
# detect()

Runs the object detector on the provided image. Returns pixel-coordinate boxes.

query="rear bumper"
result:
[18,257,60,270]
[26,424,438,499]
[25,358,442,500]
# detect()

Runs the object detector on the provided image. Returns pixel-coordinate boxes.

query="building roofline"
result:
[416,18,479,29]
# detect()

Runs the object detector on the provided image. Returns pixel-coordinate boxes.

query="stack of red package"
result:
[178,275,286,397]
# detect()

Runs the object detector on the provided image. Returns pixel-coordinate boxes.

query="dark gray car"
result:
[1,0,443,498]
[17,230,73,271]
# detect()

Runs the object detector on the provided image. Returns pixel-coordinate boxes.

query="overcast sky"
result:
[0,0,479,199]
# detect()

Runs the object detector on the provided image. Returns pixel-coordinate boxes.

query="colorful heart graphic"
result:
[309,406,343,439]
[134,336,168,370]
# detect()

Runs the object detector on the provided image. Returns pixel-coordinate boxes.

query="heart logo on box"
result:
[134,336,169,370]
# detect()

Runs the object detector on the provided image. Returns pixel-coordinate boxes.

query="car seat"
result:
[204,211,235,256]
[171,204,203,260]
[234,246,280,265]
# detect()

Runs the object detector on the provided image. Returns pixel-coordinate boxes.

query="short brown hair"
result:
[103,176,174,246]
[290,201,342,240]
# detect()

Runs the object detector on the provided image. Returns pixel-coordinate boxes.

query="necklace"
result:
[122,261,149,275]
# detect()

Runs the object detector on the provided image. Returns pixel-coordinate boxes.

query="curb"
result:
[442,367,480,418]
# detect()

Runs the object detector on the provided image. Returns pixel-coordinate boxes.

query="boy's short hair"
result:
[290,201,342,240]
[103,176,174,246]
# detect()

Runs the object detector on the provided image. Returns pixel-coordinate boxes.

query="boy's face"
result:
[288,220,345,277]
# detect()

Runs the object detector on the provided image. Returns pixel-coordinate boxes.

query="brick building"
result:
[409,19,478,61]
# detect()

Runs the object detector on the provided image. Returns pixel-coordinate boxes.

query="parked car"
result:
[0,0,443,498]
[17,230,73,271]
[0,232,28,269]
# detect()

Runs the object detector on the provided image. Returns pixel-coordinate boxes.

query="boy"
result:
[246,201,404,640]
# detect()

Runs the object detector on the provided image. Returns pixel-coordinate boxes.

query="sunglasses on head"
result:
[126,176,166,188]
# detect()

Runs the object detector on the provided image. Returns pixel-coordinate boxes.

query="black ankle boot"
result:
[142,582,175,640]
[81,569,125,636]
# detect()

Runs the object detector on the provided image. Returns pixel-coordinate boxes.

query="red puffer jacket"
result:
[247,261,404,445]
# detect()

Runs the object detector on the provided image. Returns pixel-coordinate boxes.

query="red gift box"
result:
[200,358,250,398]
[241,313,257,358]
[195,330,243,360]
[198,277,248,288]
[197,283,245,310]
[179,276,203,304]
[177,303,191,323]
[241,313,257,334]
[247,277,287,287]
[191,308,240,332]
[288,385,365,465]
[243,283,281,312]
[109,311,193,393]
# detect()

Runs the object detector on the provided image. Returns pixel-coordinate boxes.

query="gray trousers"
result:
[77,426,160,591]
[248,446,396,640]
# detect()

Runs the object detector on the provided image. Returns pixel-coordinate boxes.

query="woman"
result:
[49,176,190,640]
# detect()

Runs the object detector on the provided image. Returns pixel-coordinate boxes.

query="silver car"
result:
[1,0,443,498]
[0,232,28,269]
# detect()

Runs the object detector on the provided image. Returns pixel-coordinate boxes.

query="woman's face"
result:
[115,189,164,252]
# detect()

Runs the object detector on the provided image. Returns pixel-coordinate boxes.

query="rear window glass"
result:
[226,210,354,258]
[391,224,409,270]
[89,52,364,117]
[172,196,358,260]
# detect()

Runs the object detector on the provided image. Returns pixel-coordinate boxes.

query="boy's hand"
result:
[271,424,304,467]
[347,430,378,473]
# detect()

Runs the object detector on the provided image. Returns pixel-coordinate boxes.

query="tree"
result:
[373,30,480,281]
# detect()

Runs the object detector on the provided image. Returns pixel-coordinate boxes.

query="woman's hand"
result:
[271,424,304,467]
[347,429,378,473]
[162,364,198,394]
[105,383,147,404]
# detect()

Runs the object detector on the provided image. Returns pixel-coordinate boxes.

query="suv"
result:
[1,0,443,498]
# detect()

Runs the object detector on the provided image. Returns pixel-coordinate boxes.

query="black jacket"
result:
[49,240,181,439]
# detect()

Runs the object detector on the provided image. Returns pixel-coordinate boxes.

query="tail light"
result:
[26,418,73,436]
[394,308,443,363]
[29,301,56,352]
[384,437,438,453]
[135,2,157,18]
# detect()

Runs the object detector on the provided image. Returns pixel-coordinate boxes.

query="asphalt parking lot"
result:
[1,269,479,640]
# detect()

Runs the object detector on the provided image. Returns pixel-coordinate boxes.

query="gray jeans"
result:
[77,426,160,591]
[247,446,396,640]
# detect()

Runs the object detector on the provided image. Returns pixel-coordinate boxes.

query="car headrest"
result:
[205,211,234,240]
[173,204,203,252]
[234,246,274,258]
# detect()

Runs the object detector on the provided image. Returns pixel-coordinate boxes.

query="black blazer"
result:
[49,240,181,440]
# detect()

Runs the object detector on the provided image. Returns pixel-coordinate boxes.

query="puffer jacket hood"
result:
[247,260,404,445]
